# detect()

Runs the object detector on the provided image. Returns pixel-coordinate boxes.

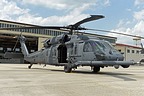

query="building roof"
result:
[116,43,142,49]
[0,19,38,27]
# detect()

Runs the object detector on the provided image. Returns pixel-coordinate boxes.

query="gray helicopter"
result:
[1,15,141,73]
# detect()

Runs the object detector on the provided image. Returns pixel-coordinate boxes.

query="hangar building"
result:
[115,43,144,62]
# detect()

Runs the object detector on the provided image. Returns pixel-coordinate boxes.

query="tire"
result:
[28,65,31,69]
[93,66,100,73]
[64,65,72,73]
[28,64,33,69]
[121,65,130,68]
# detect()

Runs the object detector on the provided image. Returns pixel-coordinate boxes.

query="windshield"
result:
[88,41,104,54]
[95,41,106,51]
[102,41,114,49]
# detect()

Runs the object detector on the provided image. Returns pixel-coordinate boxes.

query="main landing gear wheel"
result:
[93,66,100,73]
[121,65,130,68]
[64,65,72,73]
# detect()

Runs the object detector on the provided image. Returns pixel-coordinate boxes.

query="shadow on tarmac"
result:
[17,66,137,81]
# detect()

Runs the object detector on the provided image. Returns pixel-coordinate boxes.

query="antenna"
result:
[133,37,141,46]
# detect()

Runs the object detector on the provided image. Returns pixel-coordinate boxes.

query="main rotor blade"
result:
[0,26,67,30]
[87,28,144,39]
[0,15,104,31]
[73,15,104,27]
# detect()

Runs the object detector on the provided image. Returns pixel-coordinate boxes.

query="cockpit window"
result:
[95,41,106,50]
[83,42,93,52]
[83,41,105,54]
[89,41,103,53]
[102,41,114,49]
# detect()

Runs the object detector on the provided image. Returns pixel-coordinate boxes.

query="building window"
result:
[0,47,3,50]
[1,23,4,28]
[37,29,40,34]
[132,50,135,53]
[31,50,35,52]
[136,50,139,54]
[15,48,20,52]
[7,48,12,51]
[127,49,130,53]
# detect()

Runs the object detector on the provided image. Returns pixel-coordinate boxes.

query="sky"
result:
[0,0,144,46]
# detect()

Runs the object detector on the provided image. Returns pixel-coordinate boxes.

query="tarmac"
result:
[0,64,144,96]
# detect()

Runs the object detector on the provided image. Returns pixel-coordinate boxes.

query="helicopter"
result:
[0,15,142,73]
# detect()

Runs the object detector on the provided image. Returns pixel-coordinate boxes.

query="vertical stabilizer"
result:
[19,36,29,57]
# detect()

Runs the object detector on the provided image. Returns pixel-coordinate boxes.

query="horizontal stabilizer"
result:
[4,52,24,58]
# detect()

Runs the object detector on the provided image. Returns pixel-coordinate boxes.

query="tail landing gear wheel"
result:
[93,66,100,73]
[28,64,33,69]
[64,65,72,73]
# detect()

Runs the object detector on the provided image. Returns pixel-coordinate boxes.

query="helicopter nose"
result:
[105,54,124,61]
[95,53,106,60]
